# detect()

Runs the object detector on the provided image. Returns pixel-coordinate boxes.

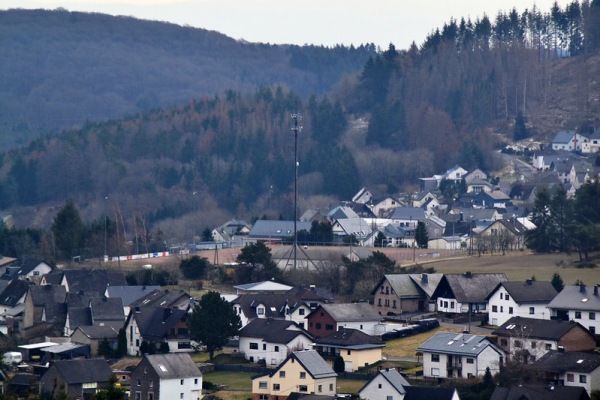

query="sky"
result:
[2,0,571,50]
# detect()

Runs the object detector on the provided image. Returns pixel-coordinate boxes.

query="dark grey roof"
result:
[89,297,124,321]
[131,307,188,341]
[316,303,382,323]
[63,269,127,294]
[532,350,600,374]
[68,307,93,327]
[388,207,426,221]
[553,130,576,144]
[232,293,289,320]
[404,386,458,400]
[547,285,600,312]
[0,279,32,306]
[42,271,64,285]
[29,284,66,306]
[433,273,507,303]
[358,368,409,395]
[129,289,191,309]
[248,220,312,238]
[238,318,312,344]
[72,325,119,340]
[416,331,503,357]
[492,317,592,341]
[487,281,558,303]
[9,373,37,386]
[316,328,383,349]
[47,359,112,384]
[106,285,160,305]
[490,384,589,400]
[18,259,53,275]
[292,350,337,379]
[375,274,442,299]
[144,353,201,379]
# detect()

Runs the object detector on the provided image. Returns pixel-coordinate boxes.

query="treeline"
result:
[0,9,375,148]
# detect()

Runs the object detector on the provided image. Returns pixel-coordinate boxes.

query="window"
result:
[443,301,448,308]
[180,394,183,399]
[531,341,536,349]
[318,385,322,393]
[259,382,267,389]
[137,380,141,386]
[466,358,474,364]
[274,346,279,352]
[178,342,191,349]
[529,307,535,315]
[590,312,596,320]
[545,343,552,350]
[492,305,498,312]
[450,301,454,308]
[260,395,269,400]
[467,373,474,378]
[299,385,308,392]
[567,374,575,382]
[347,350,352,355]
[393,300,397,308]
[378,384,382,389]
[431,368,440,376]
[194,378,198,385]
[590,326,596,334]
[249,342,258,350]
[506,295,510,301]
[263,343,266,350]
[500,339,508,346]
[439,300,443,307]
[580,375,587,383]
[387,396,393,400]
[299,308,305,316]
[273,384,280,391]
[148,393,154,400]
[378,299,382,306]
[500,293,503,300]
[135,392,141,400]
[316,323,322,329]
[514,340,522,348]
[329,384,333,391]
[257,307,265,315]
[279,371,285,378]
[326,324,334,331]
[575,311,582,319]
[300,372,306,379]
[509,307,514,314]
[180,379,184,385]
[500,306,503,312]
[149,381,154,388]
[431,354,440,362]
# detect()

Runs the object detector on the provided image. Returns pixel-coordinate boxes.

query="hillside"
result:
[0,9,375,148]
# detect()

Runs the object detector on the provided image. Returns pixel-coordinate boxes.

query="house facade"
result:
[130,353,202,400]
[487,280,558,326]
[252,350,337,400]
[432,272,507,314]
[533,350,600,395]
[238,318,313,366]
[547,284,600,335]
[417,332,505,379]
[38,359,112,400]
[306,303,383,338]
[372,273,442,315]
[313,328,384,372]
[125,307,193,355]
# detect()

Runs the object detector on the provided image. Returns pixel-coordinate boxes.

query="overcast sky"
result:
[3,0,571,49]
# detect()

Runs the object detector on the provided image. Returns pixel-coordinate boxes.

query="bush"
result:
[180,255,210,279]
[333,355,345,373]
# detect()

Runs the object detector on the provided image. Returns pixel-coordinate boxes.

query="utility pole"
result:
[291,114,302,270]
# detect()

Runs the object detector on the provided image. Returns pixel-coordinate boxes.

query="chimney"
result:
[594,285,599,296]
[580,283,586,293]
[163,308,172,322]
[459,212,463,222]
[526,279,533,286]
[422,274,428,284]
[465,271,473,278]
[558,346,565,353]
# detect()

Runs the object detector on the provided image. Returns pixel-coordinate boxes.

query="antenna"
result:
[291,114,303,270]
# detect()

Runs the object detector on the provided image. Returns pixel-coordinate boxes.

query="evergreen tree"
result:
[116,329,127,357]
[97,337,113,358]
[51,198,85,261]
[513,111,528,140]
[415,221,429,248]
[551,272,564,292]
[525,188,557,252]
[333,355,345,373]
[189,291,241,360]
[235,241,282,283]
[179,255,210,280]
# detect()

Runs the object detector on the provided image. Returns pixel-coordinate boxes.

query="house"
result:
[547,284,600,335]
[358,368,460,400]
[372,273,443,315]
[105,285,161,316]
[432,272,507,314]
[21,284,67,339]
[2,259,54,281]
[330,218,373,245]
[130,353,202,400]
[124,306,192,355]
[248,220,312,243]
[0,279,32,321]
[493,317,595,364]
[38,358,113,400]
[424,215,446,240]
[238,318,313,365]
[412,190,441,208]
[70,325,120,356]
[532,350,600,395]
[486,280,558,326]
[416,331,505,379]
[51,269,127,296]
[369,196,402,218]
[251,350,337,400]
[300,209,327,223]
[352,188,374,204]
[212,218,251,243]
[581,129,600,154]
[465,169,488,184]
[474,190,511,209]
[490,384,590,400]
[128,289,192,311]
[428,236,464,250]
[475,219,528,253]
[306,303,383,338]
[445,165,468,181]
[552,130,589,151]
[232,293,294,327]
[313,328,383,372]
[388,207,426,226]
[234,281,294,295]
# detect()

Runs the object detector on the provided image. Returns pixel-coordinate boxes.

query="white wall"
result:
[239,335,313,365]
[358,375,403,400]
[336,321,380,336]
[488,288,551,326]
[159,377,202,400]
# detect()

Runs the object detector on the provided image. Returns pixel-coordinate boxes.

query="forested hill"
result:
[0,9,376,148]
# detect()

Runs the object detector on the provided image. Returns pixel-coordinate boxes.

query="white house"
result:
[486,280,558,326]
[547,284,600,335]
[552,130,589,151]
[238,318,313,366]
[432,272,507,314]
[358,368,461,400]
[417,331,505,379]
[533,350,600,395]
[130,353,202,400]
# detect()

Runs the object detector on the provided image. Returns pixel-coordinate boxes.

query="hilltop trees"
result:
[51,199,85,261]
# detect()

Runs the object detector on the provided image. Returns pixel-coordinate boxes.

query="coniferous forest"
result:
[0,2,600,243]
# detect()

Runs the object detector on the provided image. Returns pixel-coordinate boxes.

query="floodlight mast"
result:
[291,114,302,270]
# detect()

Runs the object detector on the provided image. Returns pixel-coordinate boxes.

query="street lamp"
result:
[104,196,108,262]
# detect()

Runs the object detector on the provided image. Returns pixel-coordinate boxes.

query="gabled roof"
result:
[248,220,312,238]
[417,331,503,357]
[234,281,293,293]
[129,289,191,309]
[130,307,188,341]
[238,318,311,344]
[388,207,426,221]
[55,269,127,294]
[359,368,409,396]
[46,359,112,384]
[373,274,443,299]
[288,350,337,379]
[143,353,201,379]
[433,273,507,303]
[71,325,119,340]
[311,303,382,323]
[487,280,557,303]
[532,350,600,374]
[492,317,592,342]
[327,205,359,220]
[553,130,576,144]
[17,259,53,276]
[106,285,160,305]
[333,218,373,238]
[490,384,589,400]
[67,307,92,327]
[316,328,383,350]
[89,297,124,321]
[0,279,32,307]
[547,284,600,312]
[28,284,66,306]
[232,293,289,320]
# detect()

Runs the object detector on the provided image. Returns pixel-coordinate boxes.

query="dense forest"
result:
[1,2,600,244]
[0,9,376,148]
